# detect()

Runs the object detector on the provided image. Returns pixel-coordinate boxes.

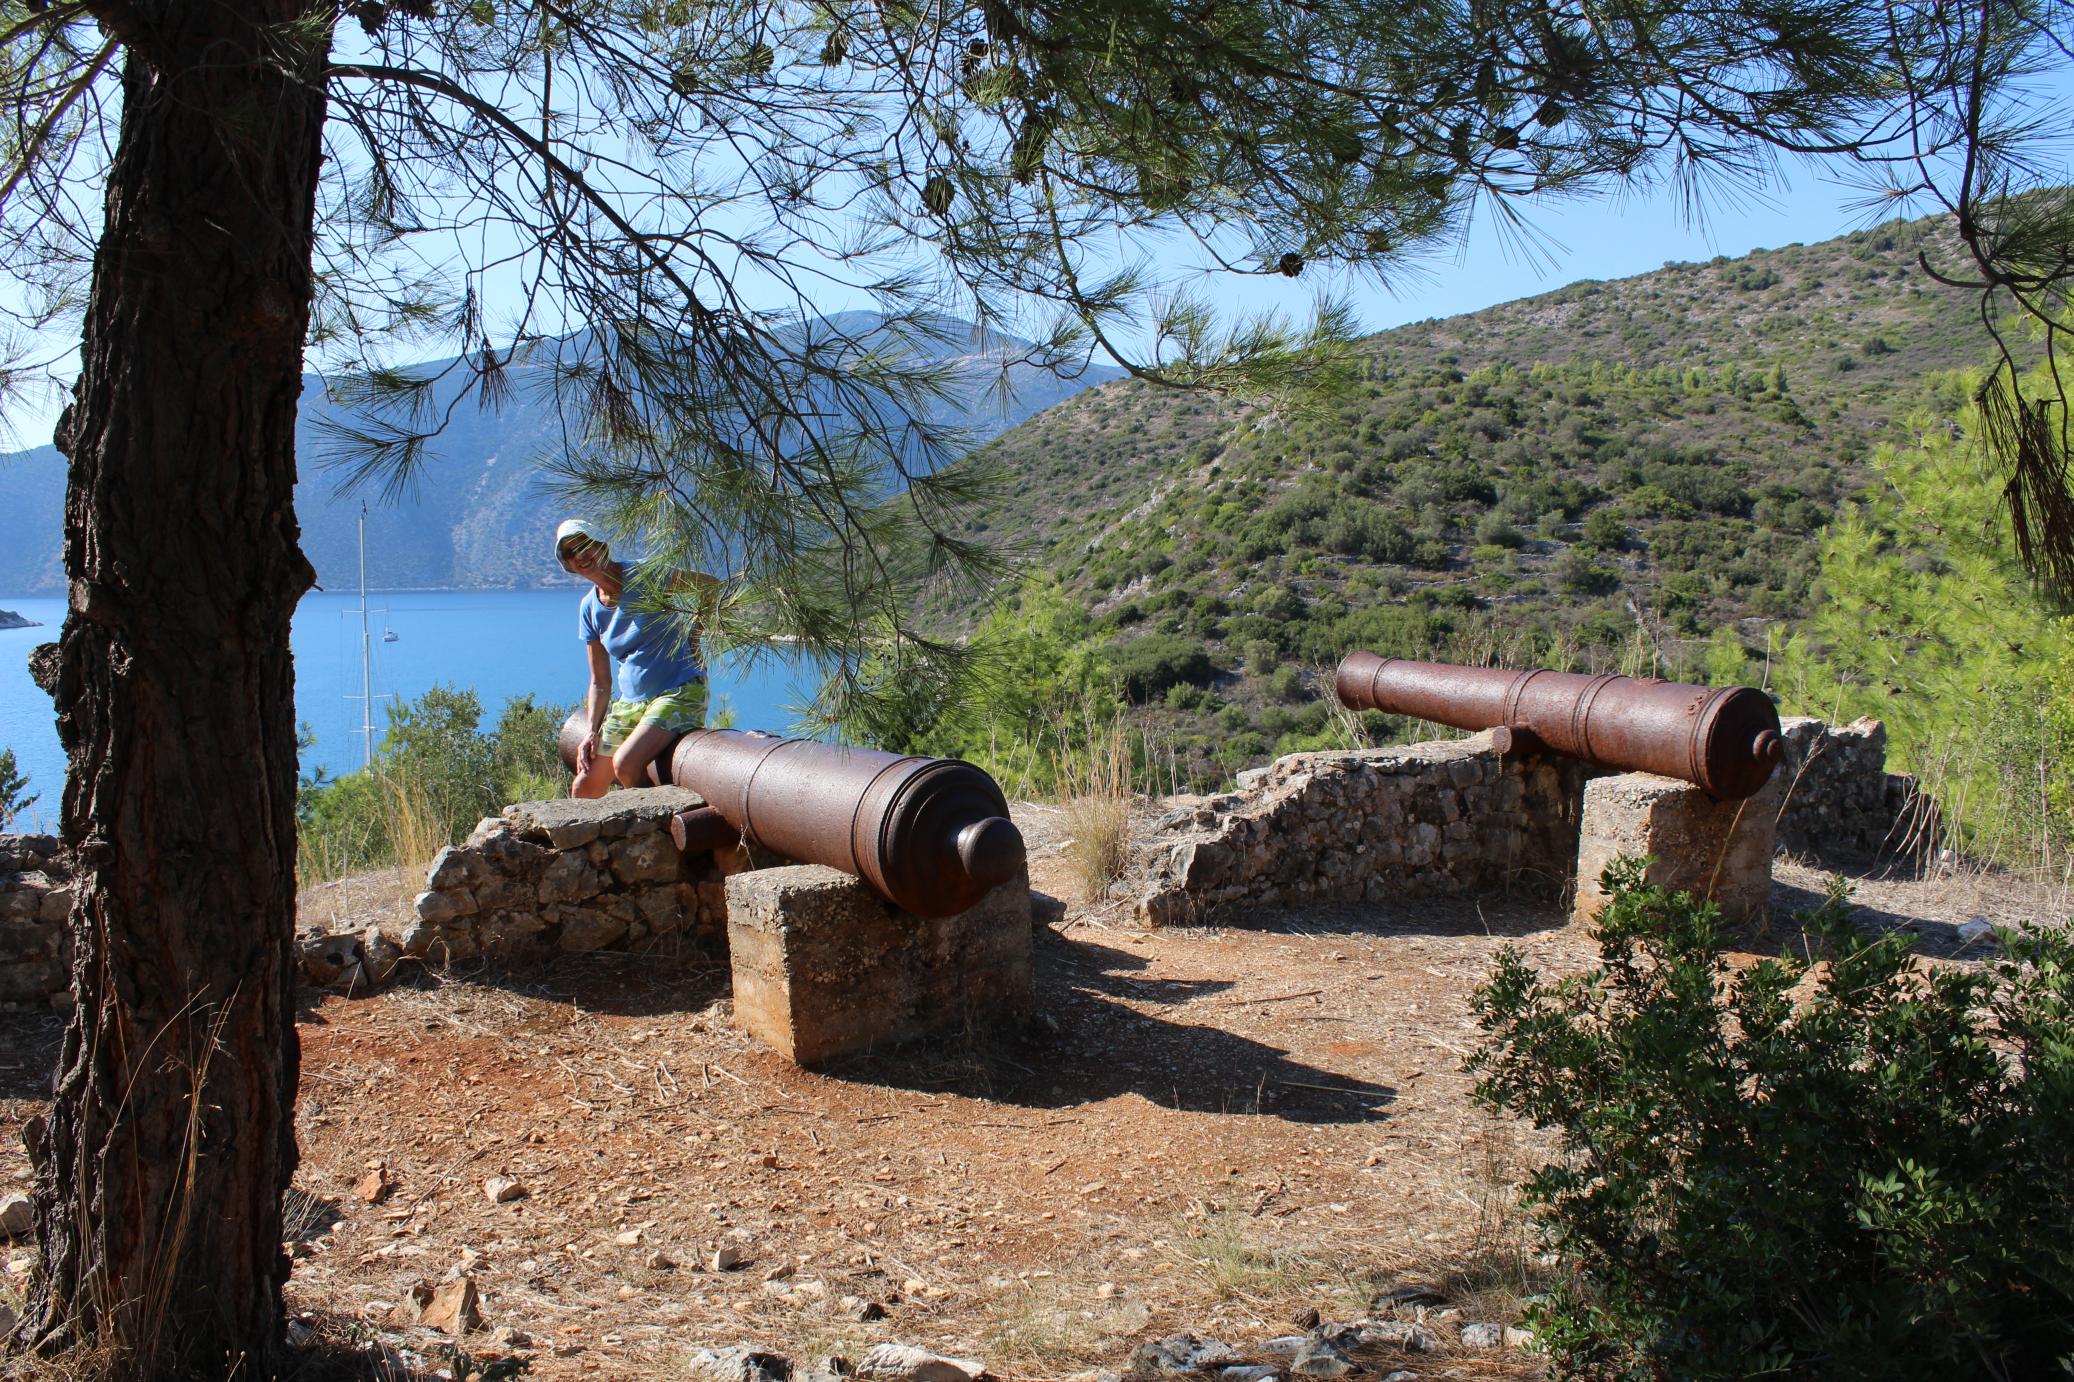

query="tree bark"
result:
[22,3,327,1374]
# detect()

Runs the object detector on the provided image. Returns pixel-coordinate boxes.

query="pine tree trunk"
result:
[21,3,327,1374]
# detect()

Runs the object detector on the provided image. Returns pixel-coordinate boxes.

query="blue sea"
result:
[0,589,822,833]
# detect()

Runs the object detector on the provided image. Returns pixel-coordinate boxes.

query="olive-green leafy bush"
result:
[1471,861,2074,1380]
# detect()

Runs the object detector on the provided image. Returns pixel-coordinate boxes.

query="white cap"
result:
[554,518,604,561]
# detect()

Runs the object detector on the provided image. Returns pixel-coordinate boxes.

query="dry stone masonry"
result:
[0,834,69,1008]
[1135,732,1591,925]
[0,716,1935,1015]
[1775,716,1937,864]
[402,786,731,963]
[1134,718,1926,928]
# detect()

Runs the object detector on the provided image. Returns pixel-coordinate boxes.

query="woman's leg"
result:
[570,753,616,799]
[612,718,678,788]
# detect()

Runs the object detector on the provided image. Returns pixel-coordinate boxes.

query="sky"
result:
[0,170,1909,455]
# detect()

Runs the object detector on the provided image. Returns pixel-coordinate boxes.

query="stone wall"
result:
[1131,717,1923,927]
[0,834,68,1009]
[0,716,1935,1002]
[1133,732,1590,926]
[401,786,731,963]
[1775,717,1935,865]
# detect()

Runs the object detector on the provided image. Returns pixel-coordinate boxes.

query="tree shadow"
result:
[1181,888,1569,941]
[417,938,734,1019]
[819,930,1398,1124]
[1762,878,1997,961]
[0,1008,63,1101]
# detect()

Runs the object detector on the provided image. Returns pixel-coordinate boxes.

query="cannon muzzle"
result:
[668,729,1026,917]
[556,711,1025,916]
[1334,652,1784,800]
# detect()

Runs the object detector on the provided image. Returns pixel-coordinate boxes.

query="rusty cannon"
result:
[1333,652,1785,801]
[556,713,1025,917]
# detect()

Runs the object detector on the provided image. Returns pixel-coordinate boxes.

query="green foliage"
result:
[1471,861,2074,1381]
[1110,633,1218,703]
[1778,371,2074,860]
[298,687,569,880]
[0,748,36,830]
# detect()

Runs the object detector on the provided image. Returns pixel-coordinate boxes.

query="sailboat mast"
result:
[359,502,374,770]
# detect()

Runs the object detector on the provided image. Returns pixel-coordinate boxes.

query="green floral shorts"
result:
[600,680,707,750]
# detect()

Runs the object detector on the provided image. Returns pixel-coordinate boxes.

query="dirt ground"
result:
[0,804,2063,1381]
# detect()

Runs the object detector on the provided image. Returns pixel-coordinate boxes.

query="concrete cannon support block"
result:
[724,864,1034,1068]
[1573,770,1784,926]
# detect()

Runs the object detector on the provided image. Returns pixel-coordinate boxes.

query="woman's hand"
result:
[576,729,601,777]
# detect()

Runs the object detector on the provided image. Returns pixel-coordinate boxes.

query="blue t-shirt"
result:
[578,561,706,701]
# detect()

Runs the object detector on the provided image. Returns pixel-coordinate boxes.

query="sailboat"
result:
[383,627,399,643]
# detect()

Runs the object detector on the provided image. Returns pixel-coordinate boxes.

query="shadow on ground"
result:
[1763,877,2005,961]
[0,1008,64,1101]
[821,929,1398,1123]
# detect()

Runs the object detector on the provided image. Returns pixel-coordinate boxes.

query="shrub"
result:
[0,748,37,830]
[1470,863,2074,1381]
[1109,633,1216,703]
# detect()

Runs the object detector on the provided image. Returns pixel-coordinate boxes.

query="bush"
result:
[298,686,571,881]
[1110,633,1216,703]
[1470,863,2074,1381]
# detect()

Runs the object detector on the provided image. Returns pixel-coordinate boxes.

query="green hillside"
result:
[921,216,2018,788]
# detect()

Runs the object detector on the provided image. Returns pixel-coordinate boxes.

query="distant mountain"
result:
[0,315,1120,594]
[0,608,38,630]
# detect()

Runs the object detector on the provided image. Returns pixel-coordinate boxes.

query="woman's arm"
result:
[577,639,612,774]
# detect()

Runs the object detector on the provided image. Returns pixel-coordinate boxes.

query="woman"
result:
[556,518,717,798]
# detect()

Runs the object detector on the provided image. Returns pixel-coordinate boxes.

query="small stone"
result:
[1957,918,1995,946]
[1503,1326,1533,1349]
[0,1193,31,1240]
[1381,1374,1418,1382]
[854,1344,985,1382]
[1288,1340,1354,1377]
[688,1345,794,1382]
[354,1167,392,1204]
[1095,1282,1120,1300]
[489,1325,534,1349]
[839,1295,887,1321]
[764,1263,796,1282]
[1255,1338,1308,1359]
[419,1276,482,1334]
[425,846,479,889]
[1356,1321,1437,1353]
[615,1228,644,1246]
[360,928,404,983]
[618,1284,638,1300]
[1457,1323,1503,1349]
[299,933,362,987]
[1220,1368,1280,1382]
[711,1244,748,1271]
[646,1249,675,1270]
[1132,1334,1236,1374]
[483,1176,526,1204]
[559,910,629,954]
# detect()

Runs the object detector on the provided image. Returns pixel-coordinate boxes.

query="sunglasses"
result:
[559,539,602,563]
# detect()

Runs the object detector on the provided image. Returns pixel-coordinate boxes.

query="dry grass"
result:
[1059,718,1133,903]
[1181,1215,1314,1304]
[980,1277,1151,1370]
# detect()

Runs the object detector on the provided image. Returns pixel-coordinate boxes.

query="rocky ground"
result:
[0,802,2063,1381]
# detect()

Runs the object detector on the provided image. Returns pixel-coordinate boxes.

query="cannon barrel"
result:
[1334,652,1784,801]
[668,729,1025,918]
[555,711,1024,916]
